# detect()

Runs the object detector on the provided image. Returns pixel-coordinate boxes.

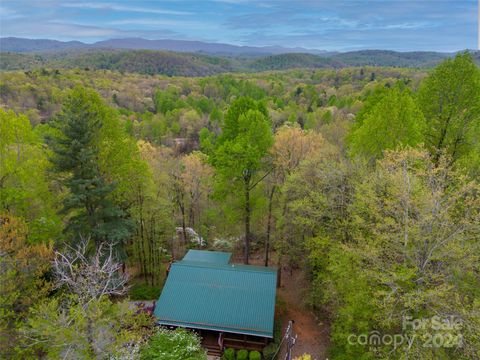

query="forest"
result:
[2,48,480,75]
[1,51,479,360]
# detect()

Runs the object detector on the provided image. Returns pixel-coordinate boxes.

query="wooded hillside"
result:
[1,53,479,359]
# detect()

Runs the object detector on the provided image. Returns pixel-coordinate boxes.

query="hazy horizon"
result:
[0,0,477,52]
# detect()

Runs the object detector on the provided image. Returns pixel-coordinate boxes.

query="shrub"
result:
[249,350,261,360]
[223,348,235,360]
[273,317,283,344]
[294,355,312,360]
[129,283,161,300]
[140,328,207,360]
[262,343,277,360]
[275,298,287,316]
[236,349,248,360]
[211,236,238,251]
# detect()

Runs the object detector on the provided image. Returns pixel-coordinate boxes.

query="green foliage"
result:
[0,49,458,74]
[140,328,207,360]
[0,49,234,76]
[309,237,375,360]
[2,50,480,360]
[348,84,425,159]
[200,75,266,101]
[332,50,450,67]
[236,349,248,360]
[307,148,480,359]
[223,348,235,360]
[249,350,261,360]
[213,97,272,181]
[24,295,152,360]
[0,215,53,359]
[418,52,480,169]
[0,109,60,241]
[129,283,161,300]
[262,343,277,360]
[48,86,132,249]
[215,107,272,173]
[211,97,273,262]
[199,127,216,154]
[97,105,151,210]
[250,53,335,71]
[155,86,185,114]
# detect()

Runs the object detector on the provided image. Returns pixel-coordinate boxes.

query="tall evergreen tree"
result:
[48,86,132,250]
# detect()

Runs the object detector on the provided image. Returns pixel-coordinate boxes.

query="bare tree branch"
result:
[53,236,129,304]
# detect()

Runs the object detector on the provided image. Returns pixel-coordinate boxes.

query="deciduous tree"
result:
[418,52,480,169]
[211,97,273,264]
[349,85,425,159]
[0,109,60,242]
[0,214,53,358]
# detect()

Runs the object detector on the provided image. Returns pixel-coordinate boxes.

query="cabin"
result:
[154,249,277,355]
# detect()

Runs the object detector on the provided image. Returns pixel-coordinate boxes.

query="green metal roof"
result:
[154,251,277,338]
[183,249,231,264]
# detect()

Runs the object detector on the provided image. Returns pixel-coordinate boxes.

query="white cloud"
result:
[1,16,185,42]
[61,2,192,16]
[107,18,217,30]
[0,5,25,20]
[382,22,435,30]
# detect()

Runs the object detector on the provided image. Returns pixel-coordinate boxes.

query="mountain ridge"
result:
[0,37,331,56]
[1,38,476,76]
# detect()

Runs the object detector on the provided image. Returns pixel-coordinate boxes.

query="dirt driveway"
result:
[276,266,330,360]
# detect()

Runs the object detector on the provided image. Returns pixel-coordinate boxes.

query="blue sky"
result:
[0,0,477,51]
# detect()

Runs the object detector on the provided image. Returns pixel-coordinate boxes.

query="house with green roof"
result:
[154,249,277,354]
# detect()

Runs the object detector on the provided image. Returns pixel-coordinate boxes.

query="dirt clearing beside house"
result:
[277,266,330,359]
[246,253,330,359]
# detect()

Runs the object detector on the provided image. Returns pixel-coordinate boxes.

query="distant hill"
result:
[0,37,327,56]
[0,37,86,52]
[1,39,477,76]
[248,53,342,71]
[329,50,451,68]
[0,49,236,76]
[91,38,325,56]
[246,51,465,71]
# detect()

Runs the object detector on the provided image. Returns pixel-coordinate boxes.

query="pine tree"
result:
[48,86,132,250]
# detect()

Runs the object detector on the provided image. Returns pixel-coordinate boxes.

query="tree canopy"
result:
[348,84,425,159]
[418,52,480,169]
[211,97,273,263]
[48,86,133,251]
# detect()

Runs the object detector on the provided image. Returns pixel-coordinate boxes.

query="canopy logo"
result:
[348,315,464,349]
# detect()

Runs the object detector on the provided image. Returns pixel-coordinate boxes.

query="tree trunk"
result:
[138,191,148,282]
[244,178,251,265]
[86,314,97,359]
[147,223,155,286]
[180,202,187,245]
[189,202,195,229]
[265,185,275,267]
[277,255,282,288]
[433,115,452,165]
[150,216,157,286]
[139,223,148,282]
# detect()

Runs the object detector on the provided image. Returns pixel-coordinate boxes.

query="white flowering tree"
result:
[140,328,207,360]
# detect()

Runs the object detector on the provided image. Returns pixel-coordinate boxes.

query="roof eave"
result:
[156,319,273,339]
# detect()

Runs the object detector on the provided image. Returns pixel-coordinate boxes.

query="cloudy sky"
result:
[0,0,477,51]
